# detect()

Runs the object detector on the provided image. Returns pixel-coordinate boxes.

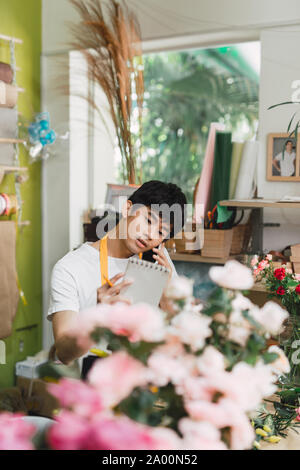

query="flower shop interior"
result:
[1,0,300,452]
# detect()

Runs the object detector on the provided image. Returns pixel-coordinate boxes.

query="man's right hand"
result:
[97,272,133,305]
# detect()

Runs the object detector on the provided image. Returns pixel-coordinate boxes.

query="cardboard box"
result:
[16,376,59,419]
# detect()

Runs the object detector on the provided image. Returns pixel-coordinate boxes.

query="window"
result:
[115,41,260,206]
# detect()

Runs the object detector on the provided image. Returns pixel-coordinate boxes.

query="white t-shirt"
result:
[274,150,296,177]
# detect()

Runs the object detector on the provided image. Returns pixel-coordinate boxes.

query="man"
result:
[273,140,296,177]
[48,180,187,373]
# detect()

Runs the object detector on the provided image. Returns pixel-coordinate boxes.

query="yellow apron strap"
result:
[100,234,109,286]
[100,234,143,286]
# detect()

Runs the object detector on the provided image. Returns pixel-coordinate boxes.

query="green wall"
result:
[0,0,42,388]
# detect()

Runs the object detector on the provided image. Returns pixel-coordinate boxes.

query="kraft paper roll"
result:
[0,81,18,108]
[0,62,13,85]
[193,122,225,223]
[229,142,244,199]
[210,131,232,211]
[234,141,259,199]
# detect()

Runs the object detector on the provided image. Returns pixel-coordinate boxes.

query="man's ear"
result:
[121,199,133,219]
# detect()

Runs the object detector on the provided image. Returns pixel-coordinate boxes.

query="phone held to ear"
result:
[142,244,162,263]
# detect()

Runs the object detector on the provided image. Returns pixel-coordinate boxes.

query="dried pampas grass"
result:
[69,0,144,184]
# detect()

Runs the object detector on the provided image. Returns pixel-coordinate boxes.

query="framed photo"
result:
[105,183,141,213]
[267,133,300,181]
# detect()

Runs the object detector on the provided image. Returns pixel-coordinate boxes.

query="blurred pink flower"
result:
[146,340,197,388]
[47,411,90,450]
[196,346,225,375]
[168,311,212,351]
[164,276,194,300]
[86,415,156,450]
[251,255,259,267]
[179,419,227,450]
[251,301,289,336]
[258,260,269,270]
[209,260,254,290]
[267,345,290,375]
[48,378,103,417]
[184,399,255,450]
[69,302,166,346]
[88,351,147,408]
[0,413,35,450]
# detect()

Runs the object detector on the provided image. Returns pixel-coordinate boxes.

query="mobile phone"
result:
[142,243,162,263]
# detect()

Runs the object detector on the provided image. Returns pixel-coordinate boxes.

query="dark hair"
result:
[285,140,293,146]
[128,180,187,239]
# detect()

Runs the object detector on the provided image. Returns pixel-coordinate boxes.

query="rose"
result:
[296,284,300,295]
[274,268,286,281]
[277,286,285,296]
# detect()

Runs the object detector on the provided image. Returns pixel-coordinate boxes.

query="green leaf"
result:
[262,352,279,365]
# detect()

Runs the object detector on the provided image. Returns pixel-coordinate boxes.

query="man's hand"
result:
[153,243,172,280]
[97,272,133,305]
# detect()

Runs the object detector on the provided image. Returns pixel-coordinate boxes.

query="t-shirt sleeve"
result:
[47,261,80,320]
[163,247,178,278]
[274,152,282,162]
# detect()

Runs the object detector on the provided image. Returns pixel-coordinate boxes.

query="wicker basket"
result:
[173,222,202,254]
[201,229,233,259]
[230,224,247,255]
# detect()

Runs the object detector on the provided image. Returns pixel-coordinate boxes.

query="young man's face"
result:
[286,141,293,153]
[123,202,171,254]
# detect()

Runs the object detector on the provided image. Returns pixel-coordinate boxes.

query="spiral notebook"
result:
[123,258,170,307]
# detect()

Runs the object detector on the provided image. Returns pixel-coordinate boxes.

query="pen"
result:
[103,275,114,287]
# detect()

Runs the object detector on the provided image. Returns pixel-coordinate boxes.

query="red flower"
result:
[277,286,285,296]
[274,268,286,281]
[296,284,300,295]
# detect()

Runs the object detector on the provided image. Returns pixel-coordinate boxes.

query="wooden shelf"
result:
[0,138,26,145]
[219,198,300,209]
[0,165,28,185]
[169,252,233,264]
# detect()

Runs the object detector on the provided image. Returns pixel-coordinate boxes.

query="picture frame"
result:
[105,183,141,213]
[267,133,300,181]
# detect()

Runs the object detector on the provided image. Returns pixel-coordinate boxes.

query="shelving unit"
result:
[169,252,233,265]
[0,165,27,185]
[219,198,300,253]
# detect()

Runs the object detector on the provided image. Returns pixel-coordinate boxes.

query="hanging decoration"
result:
[28,112,56,160]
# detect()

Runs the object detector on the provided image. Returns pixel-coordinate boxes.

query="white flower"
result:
[209,260,254,290]
[164,276,194,300]
[168,311,212,351]
[196,346,226,374]
[252,301,289,336]
[267,345,290,375]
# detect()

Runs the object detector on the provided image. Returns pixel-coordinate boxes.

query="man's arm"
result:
[52,310,91,365]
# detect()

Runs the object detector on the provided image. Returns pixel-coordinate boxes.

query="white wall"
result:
[258,26,300,251]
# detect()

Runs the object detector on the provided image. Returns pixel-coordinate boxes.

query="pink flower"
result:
[294,274,300,281]
[196,346,225,375]
[48,378,103,417]
[295,407,300,422]
[252,301,288,336]
[168,311,212,351]
[209,260,254,290]
[69,303,166,346]
[146,340,197,388]
[179,419,227,450]
[88,351,147,408]
[266,254,273,261]
[184,399,255,450]
[86,415,156,450]
[0,413,36,450]
[258,260,269,271]
[47,411,90,450]
[251,255,259,267]
[147,427,181,450]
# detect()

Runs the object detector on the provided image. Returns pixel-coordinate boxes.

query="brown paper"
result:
[0,221,19,339]
[0,62,13,85]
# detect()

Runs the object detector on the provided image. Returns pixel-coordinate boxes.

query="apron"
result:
[81,235,143,379]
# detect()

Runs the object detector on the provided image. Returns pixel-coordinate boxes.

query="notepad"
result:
[123,258,170,307]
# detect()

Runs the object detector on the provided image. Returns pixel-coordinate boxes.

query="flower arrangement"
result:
[0,261,291,450]
[251,254,300,315]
